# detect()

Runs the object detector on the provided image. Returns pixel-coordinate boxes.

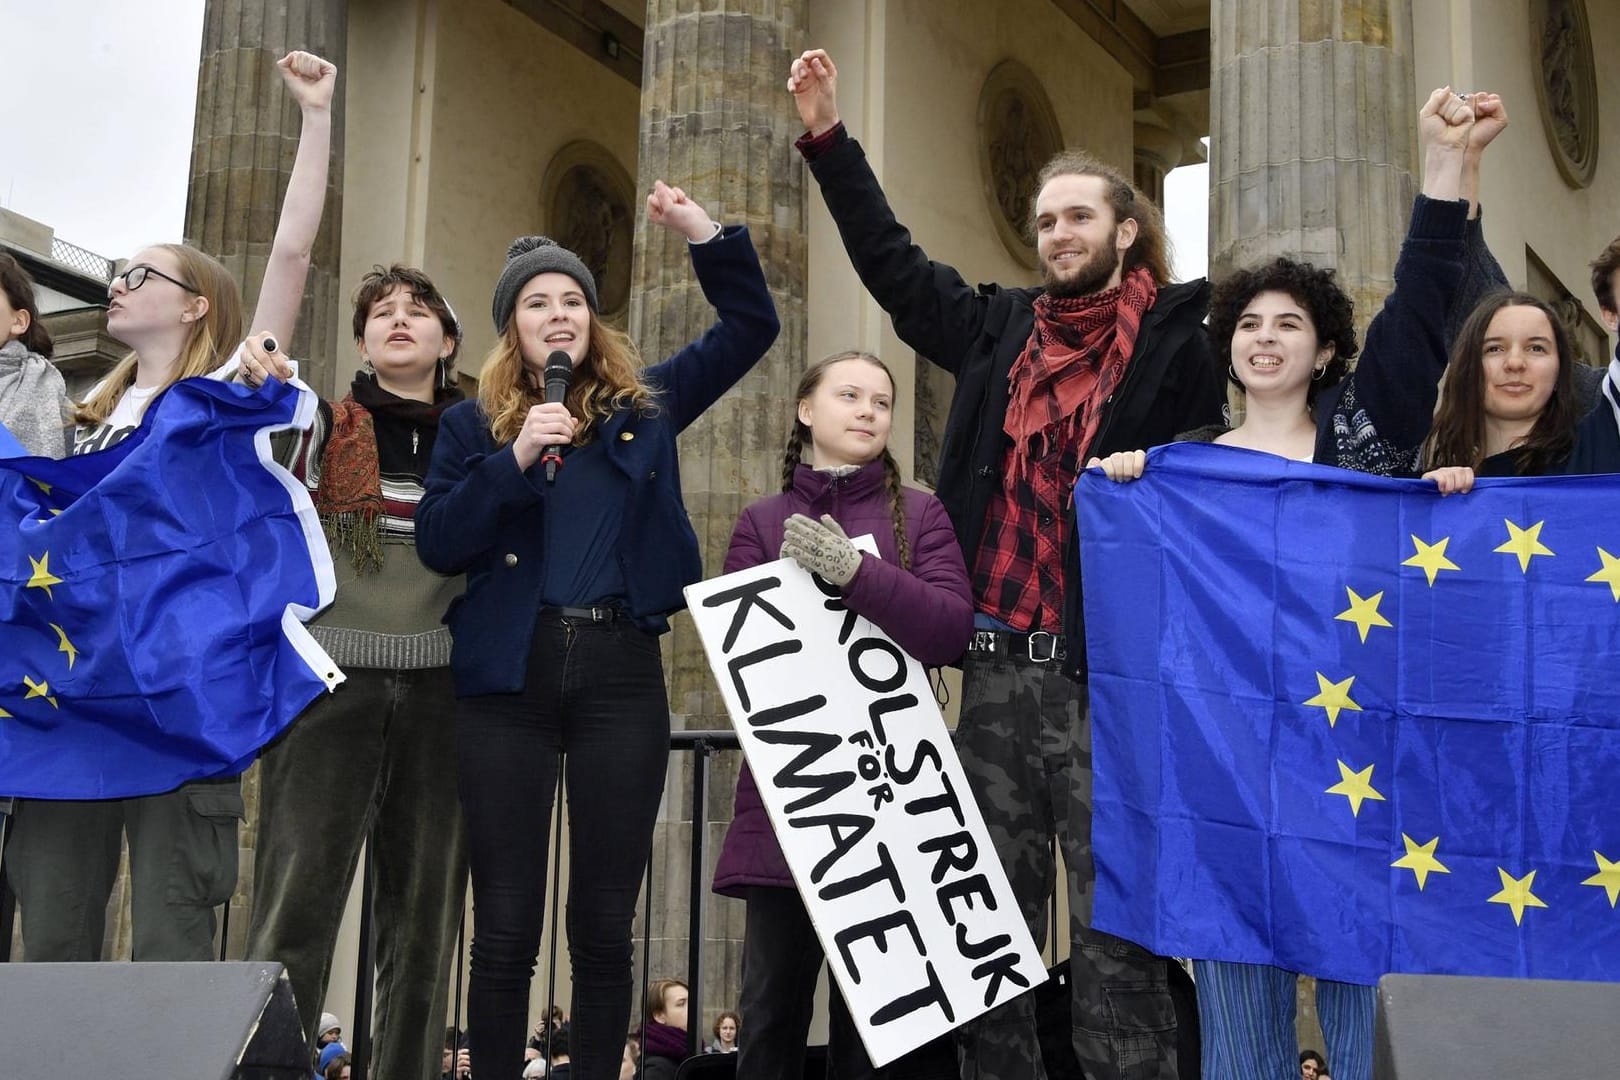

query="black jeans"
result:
[457,611,670,1080]
[736,885,887,1080]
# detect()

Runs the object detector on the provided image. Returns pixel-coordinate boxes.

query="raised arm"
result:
[246,51,337,343]
[1332,89,1479,466]
[1459,93,1507,221]
[1448,93,1512,341]
[641,181,780,430]
[789,50,991,373]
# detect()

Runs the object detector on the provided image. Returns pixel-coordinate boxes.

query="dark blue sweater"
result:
[415,226,780,696]
[1559,357,1620,476]
[1315,196,1471,474]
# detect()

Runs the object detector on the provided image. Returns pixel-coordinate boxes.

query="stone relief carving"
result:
[541,141,635,319]
[1530,0,1599,189]
[978,61,1064,270]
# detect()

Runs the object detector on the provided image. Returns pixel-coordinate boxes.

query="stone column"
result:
[185,0,348,398]
[1209,0,1415,1042]
[629,0,808,1038]
[1209,0,1416,331]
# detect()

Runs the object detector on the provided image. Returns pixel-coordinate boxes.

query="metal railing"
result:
[0,731,742,1072]
[0,729,1064,1076]
[346,728,742,1079]
[49,237,115,283]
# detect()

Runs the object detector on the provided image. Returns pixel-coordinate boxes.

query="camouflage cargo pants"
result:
[953,652,1179,1080]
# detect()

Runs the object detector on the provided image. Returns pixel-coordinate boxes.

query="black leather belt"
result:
[968,628,1067,664]
[541,605,622,623]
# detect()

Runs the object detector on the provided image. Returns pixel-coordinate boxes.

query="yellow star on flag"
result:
[28,477,52,495]
[0,705,10,718]
[1581,852,1620,908]
[1494,519,1554,572]
[26,552,63,599]
[1304,673,1362,727]
[1487,867,1548,925]
[1335,587,1393,643]
[1326,760,1386,817]
[1391,834,1451,890]
[1586,548,1620,602]
[23,675,58,710]
[49,623,79,669]
[1402,535,1460,586]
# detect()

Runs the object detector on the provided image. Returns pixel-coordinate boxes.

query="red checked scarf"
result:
[1002,265,1157,481]
[315,374,460,572]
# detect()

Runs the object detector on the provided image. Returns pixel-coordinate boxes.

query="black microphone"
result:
[541,349,573,483]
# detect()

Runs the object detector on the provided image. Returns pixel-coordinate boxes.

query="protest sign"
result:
[685,544,1046,1065]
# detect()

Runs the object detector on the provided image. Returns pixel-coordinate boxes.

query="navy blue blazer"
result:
[416,225,780,696]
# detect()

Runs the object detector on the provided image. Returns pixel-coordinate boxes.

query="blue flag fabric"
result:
[0,376,341,799]
[1078,443,1620,986]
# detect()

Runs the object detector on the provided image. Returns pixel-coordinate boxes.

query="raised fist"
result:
[646,180,718,242]
[1466,92,1508,155]
[277,51,337,112]
[787,50,841,137]
[1418,86,1474,154]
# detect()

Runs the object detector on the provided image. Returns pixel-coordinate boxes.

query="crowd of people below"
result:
[422,982,740,1080]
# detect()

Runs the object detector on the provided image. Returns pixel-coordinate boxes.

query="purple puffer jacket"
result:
[711,459,974,897]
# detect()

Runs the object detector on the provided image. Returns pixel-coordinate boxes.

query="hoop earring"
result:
[1228,364,1237,381]
[1311,365,1328,381]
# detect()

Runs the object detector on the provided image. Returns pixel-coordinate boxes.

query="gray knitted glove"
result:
[780,513,861,586]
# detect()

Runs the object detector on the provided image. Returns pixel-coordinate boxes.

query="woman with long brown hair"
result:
[4,50,337,963]
[1422,291,1587,487]
[416,180,778,1079]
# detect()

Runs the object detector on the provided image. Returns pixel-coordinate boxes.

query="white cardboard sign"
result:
[684,543,1047,1066]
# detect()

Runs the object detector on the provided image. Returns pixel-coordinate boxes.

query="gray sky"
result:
[3,0,205,258]
[1166,159,1210,283]
[4,0,1210,278]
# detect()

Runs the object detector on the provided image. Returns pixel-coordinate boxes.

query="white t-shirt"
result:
[72,383,159,456]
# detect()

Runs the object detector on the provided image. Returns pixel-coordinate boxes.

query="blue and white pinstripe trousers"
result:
[1193,959,1374,1080]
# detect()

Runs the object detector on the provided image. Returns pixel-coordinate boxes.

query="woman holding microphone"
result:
[416,180,778,1078]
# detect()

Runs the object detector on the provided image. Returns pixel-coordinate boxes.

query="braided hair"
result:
[783,351,911,569]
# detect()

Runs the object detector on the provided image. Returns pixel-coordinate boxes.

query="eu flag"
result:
[1078,443,1620,986]
[0,376,342,799]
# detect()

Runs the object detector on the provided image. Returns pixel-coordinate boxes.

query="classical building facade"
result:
[30,0,1613,1053]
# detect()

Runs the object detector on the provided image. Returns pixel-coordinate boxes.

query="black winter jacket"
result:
[805,127,1222,679]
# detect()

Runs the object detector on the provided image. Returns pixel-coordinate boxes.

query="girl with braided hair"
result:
[711,350,973,1080]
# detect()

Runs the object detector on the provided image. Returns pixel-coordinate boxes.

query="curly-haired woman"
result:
[1089,89,1503,1080]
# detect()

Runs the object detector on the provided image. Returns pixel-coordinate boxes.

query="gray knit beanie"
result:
[491,236,599,334]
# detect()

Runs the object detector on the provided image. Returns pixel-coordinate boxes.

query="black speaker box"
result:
[1375,973,1620,1078]
[2,961,309,1078]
